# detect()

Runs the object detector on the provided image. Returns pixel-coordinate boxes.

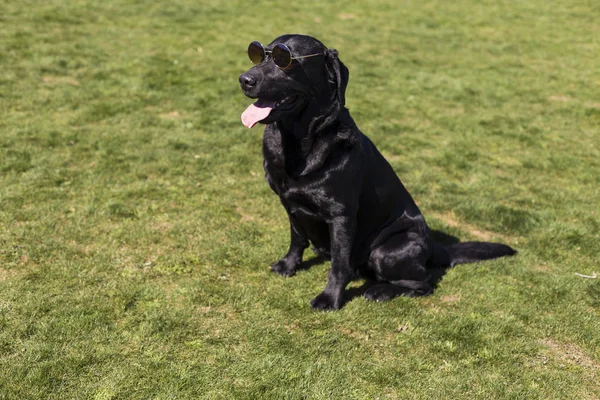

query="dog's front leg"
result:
[310,216,355,310]
[271,218,309,277]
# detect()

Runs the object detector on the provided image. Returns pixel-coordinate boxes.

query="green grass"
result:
[1,0,599,398]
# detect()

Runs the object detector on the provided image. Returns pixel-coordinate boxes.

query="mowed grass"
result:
[1,0,599,398]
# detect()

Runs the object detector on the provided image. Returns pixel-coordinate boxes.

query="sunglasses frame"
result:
[248,41,323,70]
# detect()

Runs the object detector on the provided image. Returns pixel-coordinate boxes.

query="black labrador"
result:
[238,34,516,310]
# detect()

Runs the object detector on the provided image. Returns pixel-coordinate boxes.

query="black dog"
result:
[239,34,516,310]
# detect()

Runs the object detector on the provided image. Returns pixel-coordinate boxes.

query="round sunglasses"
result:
[247,41,323,70]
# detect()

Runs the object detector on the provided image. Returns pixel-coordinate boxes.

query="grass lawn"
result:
[1,0,599,398]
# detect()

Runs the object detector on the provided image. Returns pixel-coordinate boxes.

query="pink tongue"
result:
[241,100,275,128]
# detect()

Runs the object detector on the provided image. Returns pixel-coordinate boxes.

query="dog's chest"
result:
[266,167,320,212]
[261,126,350,219]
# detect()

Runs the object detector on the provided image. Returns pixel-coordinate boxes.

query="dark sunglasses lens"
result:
[248,41,265,65]
[272,44,292,68]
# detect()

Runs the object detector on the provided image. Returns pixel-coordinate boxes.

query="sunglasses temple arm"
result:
[292,53,324,60]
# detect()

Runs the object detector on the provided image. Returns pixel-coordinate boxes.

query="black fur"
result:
[239,34,516,310]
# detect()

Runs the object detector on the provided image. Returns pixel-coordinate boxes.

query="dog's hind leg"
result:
[365,232,432,302]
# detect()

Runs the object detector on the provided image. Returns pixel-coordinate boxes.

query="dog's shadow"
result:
[294,255,329,273]
[426,228,460,290]
[296,229,460,306]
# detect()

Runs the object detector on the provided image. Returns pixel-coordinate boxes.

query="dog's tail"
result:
[431,241,517,268]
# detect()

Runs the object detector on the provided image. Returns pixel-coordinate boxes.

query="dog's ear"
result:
[325,49,349,106]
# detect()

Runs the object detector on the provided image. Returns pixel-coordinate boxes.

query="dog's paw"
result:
[270,259,297,277]
[364,284,397,302]
[364,282,432,301]
[310,291,342,310]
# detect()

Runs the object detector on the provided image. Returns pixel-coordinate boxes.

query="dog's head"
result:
[239,34,349,128]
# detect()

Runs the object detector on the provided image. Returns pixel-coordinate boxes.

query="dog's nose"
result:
[239,73,256,88]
